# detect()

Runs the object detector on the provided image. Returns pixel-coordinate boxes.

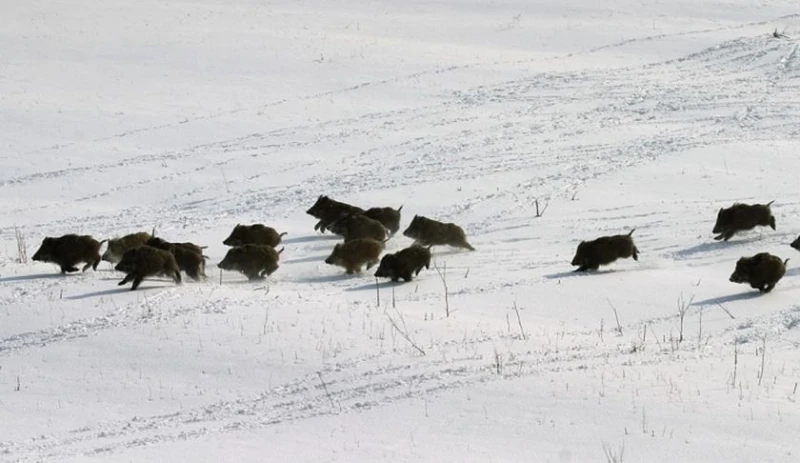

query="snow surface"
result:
[3,0,800,461]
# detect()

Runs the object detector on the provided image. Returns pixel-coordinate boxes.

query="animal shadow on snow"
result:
[346,280,407,292]
[301,273,361,284]
[67,285,163,300]
[692,291,763,307]
[282,235,340,245]
[784,266,800,278]
[282,254,329,265]
[544,269,618,280]
[0,273,68,283]
[674,236,762,259]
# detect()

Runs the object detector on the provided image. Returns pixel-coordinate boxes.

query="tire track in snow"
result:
[0,329,685,461]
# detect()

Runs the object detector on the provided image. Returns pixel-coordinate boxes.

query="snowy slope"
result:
[2,0,800,461]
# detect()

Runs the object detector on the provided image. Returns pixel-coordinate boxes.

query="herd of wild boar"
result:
[28,196,795,294]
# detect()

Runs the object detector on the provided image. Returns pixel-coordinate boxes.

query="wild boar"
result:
[306,195,365,233]
[402,215,475,251]
[374,244,432,282]
[712,201,776,241]
[571,230,639,272]
[324,238,384,274]
[218,244,284,280]
[327,213,388,242]
[364,205,403,236]
[115,245,181,290]
[101,231,152,263]
[729,252,789,293]
[146,237,206,281]
[222,224,287,247]
[790,235,800,252]
[32,234,103,273]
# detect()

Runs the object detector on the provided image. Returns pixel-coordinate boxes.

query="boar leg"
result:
[762,283,776,293]
[713,234,725,241]
[722,231,736,241]
[246,271,263,281]
[459,240,476,251]
[632,247,639,261]
[118,274,134,286]
[186,267,201,281]
[61,265,79,273]
[402,272,413,282]
[91,255,101,271]
[130,275,145,290]
[173,271,182,284]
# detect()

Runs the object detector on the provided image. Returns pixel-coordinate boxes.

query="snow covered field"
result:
[2,0,800,461]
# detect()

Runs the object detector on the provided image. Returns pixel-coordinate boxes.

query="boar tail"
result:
[628,229,636,236]
[397,205,403,212]
[784,258,790,266]
[99,239,108,245]
[280,232,288,237]
[766,200,775,207]
[277,247,285,255]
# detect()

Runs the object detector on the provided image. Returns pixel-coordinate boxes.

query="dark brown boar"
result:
[222,224,286,247]
[147,237,207,258]
[402,215,475,251]
[32,234,103,274]
[571,230,639,272]
[146,237,206,281]
[101,232,152,263]
[218,244,284,281]
[712,201,776,241]
[790,235,800,252]
[324,238,384,274]
[327,213,388,242]
[374,244,432,282]
[114,245,181,290]
[364,205,403,236]
[306,195,365,233]
[729,252,789,293]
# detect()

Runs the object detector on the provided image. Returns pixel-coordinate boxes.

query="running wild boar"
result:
[327,213,388,243]
[306,195,365,233]
[364,205,403,236]
[374,244,432,282]
[402,215,475,251]
[571,230,639,272]
[324,238,384,274]
[789,235,800,252]
[115,245,182,290]
[101,231,152,263]
[222,224,287,248]
[729,252,788,293]
[32,234,103,273]
[146,237,207,281]
[218,244,284,281]
[712,201,776,241]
